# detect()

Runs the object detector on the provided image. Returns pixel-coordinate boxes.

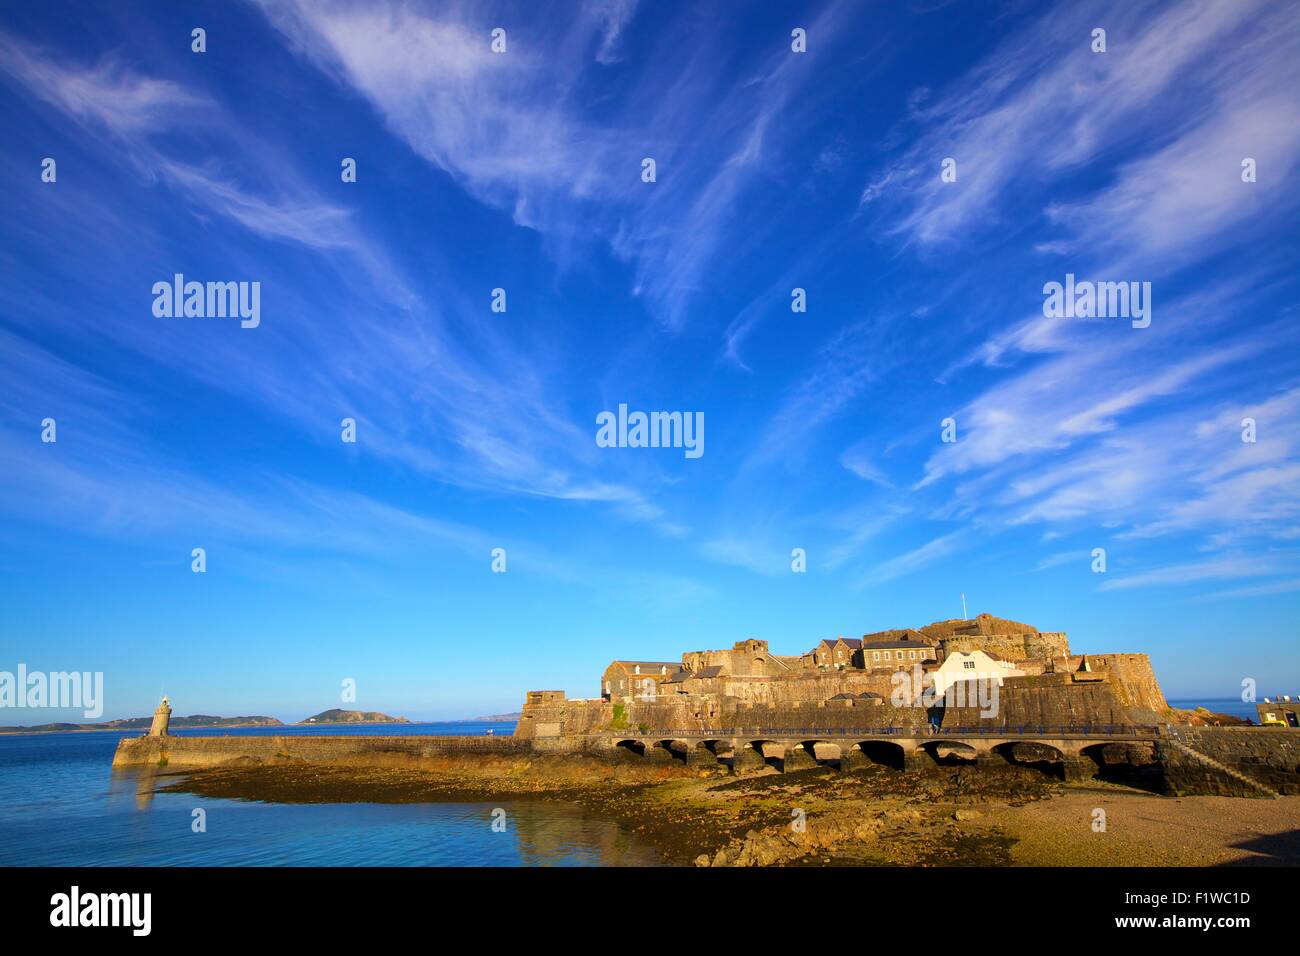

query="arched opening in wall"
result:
[802,740,841,768]
[993,741,1062,779]
[702,739,733,768]
[925,741,979,766]
[857,740,906,770]
[614,739,645,759]
[1083,741,1162,792]
[660,739,690,763]
[750,739,781,769]
[689,741,720,767]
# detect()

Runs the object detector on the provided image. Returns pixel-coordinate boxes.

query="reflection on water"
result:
[508,799,658,867]
[0,728,663,867]
[110,765,160,811]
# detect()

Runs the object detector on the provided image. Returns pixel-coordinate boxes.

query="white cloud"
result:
[861,0,1300,251]
[0,37,679,535]
[1098,553,1291,591]
[253,0,853,331]
[861,530,965,585]
[0,32,210,133]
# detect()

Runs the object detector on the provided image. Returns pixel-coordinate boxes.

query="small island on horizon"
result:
[0,708,521,734]
[298,709,409,725]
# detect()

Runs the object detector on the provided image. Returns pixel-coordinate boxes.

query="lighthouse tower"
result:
[148,696,172,737]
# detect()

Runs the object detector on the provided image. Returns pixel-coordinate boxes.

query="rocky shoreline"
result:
[148,750,1300,866]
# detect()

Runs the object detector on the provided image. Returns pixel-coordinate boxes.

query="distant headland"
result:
[0,714,282,734]
[0,708,506,734]
[298,709,408,725]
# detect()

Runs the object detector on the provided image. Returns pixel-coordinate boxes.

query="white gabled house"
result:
[929,650,1024,700]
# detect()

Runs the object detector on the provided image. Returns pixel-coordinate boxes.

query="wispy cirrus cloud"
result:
[0,35,679,533]
[0,31,209,133]
[1098,553,1295,591]
[859,0,1300,251]
[1197,577,1300,601]
[251,0,856,331]
[860,530,966,586]
[838,0,1300,596]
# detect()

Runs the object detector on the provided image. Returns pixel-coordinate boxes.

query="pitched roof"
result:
[662,665,724,683]
[817,637,863,649]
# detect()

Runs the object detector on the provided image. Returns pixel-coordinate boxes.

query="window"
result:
[909,650,916,659]
[634,665,641,674]
[896,651,904,660]
[963,661,975,670]
[872,651,880,662]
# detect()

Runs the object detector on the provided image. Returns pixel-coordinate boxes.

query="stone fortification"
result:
[519,612,1173,742]
[923,614,1070,661]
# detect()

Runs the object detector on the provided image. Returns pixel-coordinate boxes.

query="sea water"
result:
[0,723,661,866]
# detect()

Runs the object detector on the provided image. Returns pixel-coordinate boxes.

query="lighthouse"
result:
[148,696,172,737]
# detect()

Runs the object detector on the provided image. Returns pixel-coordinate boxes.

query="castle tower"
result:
[148,696,171,737]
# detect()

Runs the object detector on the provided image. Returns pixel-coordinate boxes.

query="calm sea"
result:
[0,723,662,867]
[1167,698,1260,721]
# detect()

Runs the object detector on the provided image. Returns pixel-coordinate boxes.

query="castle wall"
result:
[721,699,930,733]
[937,674,1136,728]
[1082,653,1168,718]
[517,689,932,738]
[514,697,611,739]
[940,631,1069,661]
[682,640,785,678]
[713,671,899,704]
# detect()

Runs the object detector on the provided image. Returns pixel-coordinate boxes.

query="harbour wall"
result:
[111,734,531,769]
[1158,726,1300,796]
[111,726,1300,798]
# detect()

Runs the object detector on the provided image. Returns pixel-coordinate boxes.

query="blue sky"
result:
[1,0,1297,721]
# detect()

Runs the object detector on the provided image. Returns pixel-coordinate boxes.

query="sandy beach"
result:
[153,752,1300,867]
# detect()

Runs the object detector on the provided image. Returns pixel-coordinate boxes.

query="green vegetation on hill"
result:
[0,715,282,734]
[300,709,408,724]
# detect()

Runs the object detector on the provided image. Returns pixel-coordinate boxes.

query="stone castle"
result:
[515,613,1171,743]
[113,613,1300,798]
